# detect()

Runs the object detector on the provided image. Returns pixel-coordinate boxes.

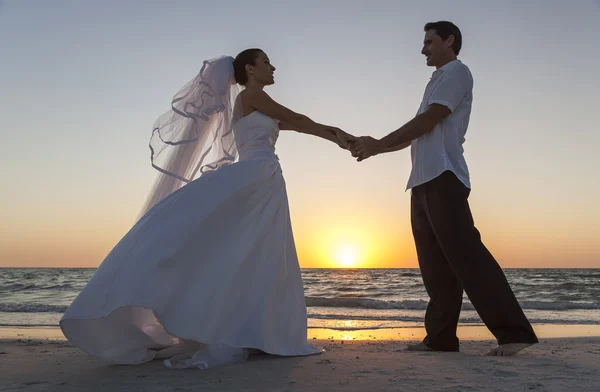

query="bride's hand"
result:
[334,129,357,150]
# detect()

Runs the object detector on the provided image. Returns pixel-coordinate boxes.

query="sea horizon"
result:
[2,268,598,330]
[2,266,599,269]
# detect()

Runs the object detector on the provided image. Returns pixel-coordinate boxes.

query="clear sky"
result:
[1,0,599,268]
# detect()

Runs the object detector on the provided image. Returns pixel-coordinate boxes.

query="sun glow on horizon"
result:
[297,217,407,268]
[335,245,359,267]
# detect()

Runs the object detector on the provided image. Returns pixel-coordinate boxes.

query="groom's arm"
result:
[353,106,449,161]
[377,104,451,151]
[379,65,472,150]
[381,141,412,153]
[354,66,471,160]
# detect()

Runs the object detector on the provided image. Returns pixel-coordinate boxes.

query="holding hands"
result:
[348,136,382,162]
[332,129,383,162]
[333,129,357,150]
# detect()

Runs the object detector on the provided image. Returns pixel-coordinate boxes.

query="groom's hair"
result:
[424,21,462,55]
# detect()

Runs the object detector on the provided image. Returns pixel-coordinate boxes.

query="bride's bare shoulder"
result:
[237,88,276,117]
[239,88,271,102]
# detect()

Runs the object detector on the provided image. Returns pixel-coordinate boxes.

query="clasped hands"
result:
[333,129,381,162]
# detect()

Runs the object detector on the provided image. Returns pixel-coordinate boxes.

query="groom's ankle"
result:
[422,338,460,352]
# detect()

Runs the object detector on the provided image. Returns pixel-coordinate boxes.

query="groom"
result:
[346,21,539,356]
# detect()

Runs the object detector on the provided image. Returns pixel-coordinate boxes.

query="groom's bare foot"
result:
[486,343,535,356]
[406,342,435,352]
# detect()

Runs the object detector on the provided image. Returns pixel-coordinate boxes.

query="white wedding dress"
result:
[60,110,322,369]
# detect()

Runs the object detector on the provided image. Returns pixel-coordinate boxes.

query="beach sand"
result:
[1,325,600,391]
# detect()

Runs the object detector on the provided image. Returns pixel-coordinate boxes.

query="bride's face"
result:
[248,52,276,86]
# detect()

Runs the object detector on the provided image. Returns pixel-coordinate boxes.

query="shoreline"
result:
[2,333,600,391]
[2,323,600,342]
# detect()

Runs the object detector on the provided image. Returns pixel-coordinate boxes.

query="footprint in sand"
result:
[22,381,48,386]
[492,369,518,377]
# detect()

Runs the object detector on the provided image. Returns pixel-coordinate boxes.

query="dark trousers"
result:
[411,170,538,351]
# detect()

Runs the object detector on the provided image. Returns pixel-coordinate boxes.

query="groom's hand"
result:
[351,136,382,161]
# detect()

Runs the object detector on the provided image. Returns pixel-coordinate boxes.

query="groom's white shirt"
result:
[406,59,473,191]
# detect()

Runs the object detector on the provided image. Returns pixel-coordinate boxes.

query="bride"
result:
[60,49,355,369]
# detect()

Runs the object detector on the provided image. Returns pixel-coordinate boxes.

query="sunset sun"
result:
[336,245,359,267]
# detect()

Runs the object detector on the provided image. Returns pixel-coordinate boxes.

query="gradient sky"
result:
[1,0,599,268]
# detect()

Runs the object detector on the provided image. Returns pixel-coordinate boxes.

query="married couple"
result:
[60,21,538,370]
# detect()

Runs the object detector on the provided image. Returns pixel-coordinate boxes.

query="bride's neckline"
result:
[238,110,261,122]
[234,110,275,127]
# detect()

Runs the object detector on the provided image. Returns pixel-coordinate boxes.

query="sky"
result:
[1,0,599,268]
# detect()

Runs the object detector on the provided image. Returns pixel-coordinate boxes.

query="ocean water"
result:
[0,268,599,330]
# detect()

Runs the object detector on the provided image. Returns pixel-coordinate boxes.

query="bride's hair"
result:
[233,48,263,85]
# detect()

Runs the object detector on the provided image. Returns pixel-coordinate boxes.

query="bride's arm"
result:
[279,120,354,146]
[247,90,350,147]
[277,121,299,131]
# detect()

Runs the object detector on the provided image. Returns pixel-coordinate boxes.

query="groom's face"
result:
[421,29,453,68]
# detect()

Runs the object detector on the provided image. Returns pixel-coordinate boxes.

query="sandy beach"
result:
[1,326,600,392]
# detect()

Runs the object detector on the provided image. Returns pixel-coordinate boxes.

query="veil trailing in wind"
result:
[137,56,242,220]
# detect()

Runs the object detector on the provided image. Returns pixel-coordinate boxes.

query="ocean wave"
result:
[0,304,67,313]
[306,313,600,325]
[1,297,597,314]
[306,297,429,309]
[308,313,425,322]
[307,325,422,331]
[0,283,74,293]
[307,320,600,330]
[305,297,600,311]
[0,323,59,328]
[0,283,37,292]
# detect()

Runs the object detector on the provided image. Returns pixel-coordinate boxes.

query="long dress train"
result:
[60,111,322,369]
